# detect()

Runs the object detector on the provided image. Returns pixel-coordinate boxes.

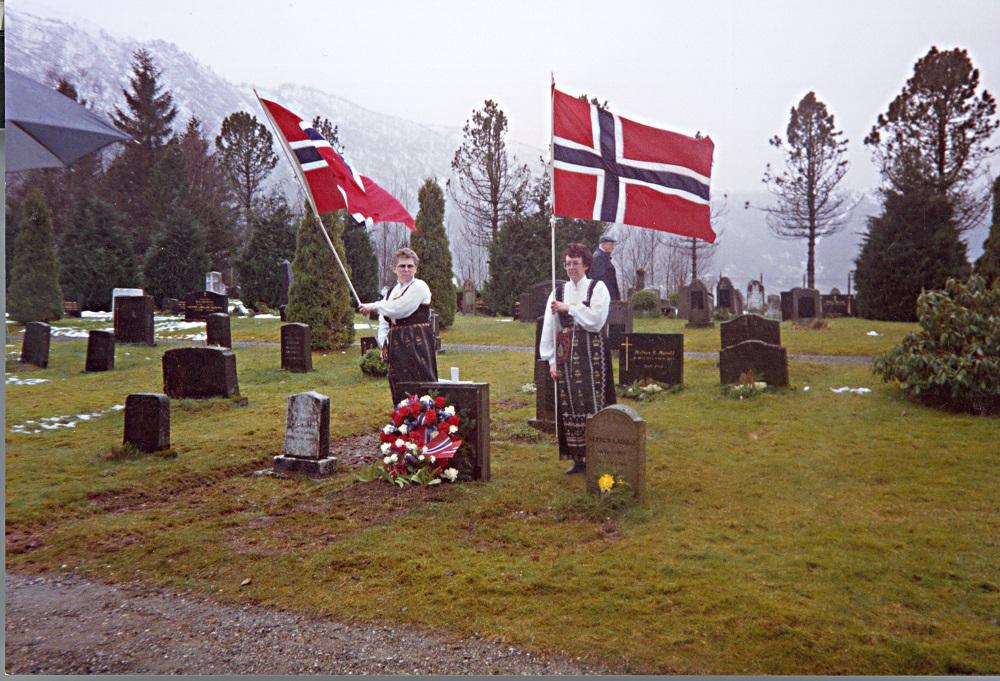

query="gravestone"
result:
[676,285,690,320]
[618,333,683,386]
[111,287,143,313]
[183,290,228,321]
[822,291,851,317]
[780,291,794,321]
[394,381,491,482]
[766,295,782,320]
[606,300,634,353]
[516,292,531,322]
[519,279,565,323]
[734,289,745,315]
[113,295,155,345]
[273,391,336,477]
[791,287,822,320]
[719,340,789,386]
[206,313,232,348]
[430,310,442,353]
[685,280,713,327]
[585,404,646,503]
[716,276,735,312]
[205,271,226,295]
[279,305,287,321]
[85,330,115,372]
[635,269,646,290]
[278,259,293,307]
[746,280,765,313]
[20,322,51,368]
[529,316,556,433]
[123,393,170,452]
[162,347,240,398]
[360,336,379,355]
[281,323,312,372]
[461,279,476,315]
[720,314,781,350]
[161,297,180,314]
[62,297,81,318]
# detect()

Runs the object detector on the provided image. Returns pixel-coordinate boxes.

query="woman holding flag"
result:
[538,242,616,474]
[358,247,438,403]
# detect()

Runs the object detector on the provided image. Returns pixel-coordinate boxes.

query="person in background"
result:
[589,234,621,302]
[538,243,616,474]
[358,247,437,402]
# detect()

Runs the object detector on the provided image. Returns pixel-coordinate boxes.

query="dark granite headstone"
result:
[278,260,293,307]
[716,277,735,311]
[635,269,646,290]
[529,316,556,433]
[606,300,634,353]
[686,280,713,327]
[162,347,240,398]
[183,290,228,321]
[206,313,232,348]
[62,297,81,318]
[719,340,788,386]
[123,393,170,452]
[618,333,683,386]
[114,295,155,345]
[360,336,379,355]
[720,314,781,350]
[519,279,565,322]
[822,293,852,317]
[780,291,794,321]
[394,381,490,482]
[791,287,822,320]
[586,404,646,502]
[281,323,312,372]
[20,322,51,368]
[279,304,287,322]
[273,391,336,477]
[85,330,115,372]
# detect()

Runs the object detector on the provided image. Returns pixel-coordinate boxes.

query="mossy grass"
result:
[5,335,997,673]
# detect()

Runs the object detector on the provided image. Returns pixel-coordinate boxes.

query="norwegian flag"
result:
[551,85,716,243]
[257,96,415,230]
[424,431,462,461]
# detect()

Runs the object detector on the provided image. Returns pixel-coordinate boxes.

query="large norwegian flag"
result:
[551,86,716,242]
[257,96,415,230]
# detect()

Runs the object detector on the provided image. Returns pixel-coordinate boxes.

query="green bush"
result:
[360,348,388,377]
[872,275,999,414]
[8,189,64,323]
[630,289,660,317]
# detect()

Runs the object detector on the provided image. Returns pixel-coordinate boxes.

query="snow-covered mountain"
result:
[6,6,990,293]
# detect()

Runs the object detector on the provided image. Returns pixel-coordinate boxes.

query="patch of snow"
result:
[6,375,50,385]
[830,386,872,394]
[254,314,279,319]
[866,330,880,336]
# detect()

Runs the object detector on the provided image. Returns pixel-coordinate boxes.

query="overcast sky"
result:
[19,0,1000,192]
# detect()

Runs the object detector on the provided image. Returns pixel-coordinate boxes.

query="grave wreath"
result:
[358,393,464,486]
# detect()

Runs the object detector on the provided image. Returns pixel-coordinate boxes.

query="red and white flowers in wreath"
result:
[363,393,463,486]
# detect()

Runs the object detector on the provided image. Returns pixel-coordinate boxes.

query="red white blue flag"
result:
[424,431,462,461]
[257,96,415,230]
[551,85,716,242]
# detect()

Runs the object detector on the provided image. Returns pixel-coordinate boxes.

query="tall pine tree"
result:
[8,189,64,323]
[410,179,457,327]
[342,217,380,304]
[236,193,298,309]
[286,208,354,350]
[59,197,139,311]
[973,176,1000,286]
[215,111,277,227]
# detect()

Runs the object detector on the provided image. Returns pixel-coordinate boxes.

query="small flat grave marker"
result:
[85,330,115,372]
[123,393,170,452]
[162,347,240,398]
[20,322,51,368]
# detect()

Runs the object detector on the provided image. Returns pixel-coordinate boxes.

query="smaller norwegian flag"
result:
[257,95,415,230]
[424,431,462,461]
[552,85,715,242]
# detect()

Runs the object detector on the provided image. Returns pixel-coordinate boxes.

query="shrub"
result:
[872,275,999,414]
[713,308,733,322]
[630,289,660,318]
[360,348,387,377]
[7,189,64,323]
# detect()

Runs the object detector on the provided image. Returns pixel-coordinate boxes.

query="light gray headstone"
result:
[284,391,330,459]
[585,404,646,502]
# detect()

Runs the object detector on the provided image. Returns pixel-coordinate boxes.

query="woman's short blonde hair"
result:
[392,247,420,268]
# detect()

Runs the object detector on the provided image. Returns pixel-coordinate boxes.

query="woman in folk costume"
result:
[538,242,616,474]
[358,247,438,402]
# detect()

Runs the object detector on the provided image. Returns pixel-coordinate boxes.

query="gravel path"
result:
[4,572,611,675]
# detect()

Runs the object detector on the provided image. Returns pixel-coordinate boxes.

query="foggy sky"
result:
[16,0,1000,192]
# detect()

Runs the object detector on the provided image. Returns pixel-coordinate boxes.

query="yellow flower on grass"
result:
[598,474,615,493]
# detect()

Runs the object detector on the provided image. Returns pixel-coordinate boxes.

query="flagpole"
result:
[549,75,559,445]
[254,89,365,310]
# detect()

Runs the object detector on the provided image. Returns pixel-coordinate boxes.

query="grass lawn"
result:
[5,319,997,674]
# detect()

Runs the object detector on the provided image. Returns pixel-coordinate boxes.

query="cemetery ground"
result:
[5,313,999,674]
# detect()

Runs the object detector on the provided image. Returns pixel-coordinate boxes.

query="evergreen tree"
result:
[141,145,210,301]
[855,182,970,321]
[215,111,278,226]
[449,99,530,246]
[762,91,854,288]
[864,46,999,231]
[236,193,298,309]
[973,176,1000,286]
[8,189,64,323]
[105,49,178,257]
[59,197,139,311]
[286,208,354,350]
[342,216,380,304]
[410,179,457,327]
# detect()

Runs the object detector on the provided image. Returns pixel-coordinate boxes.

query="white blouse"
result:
[375,278,432,347]
[537,276,611,367]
